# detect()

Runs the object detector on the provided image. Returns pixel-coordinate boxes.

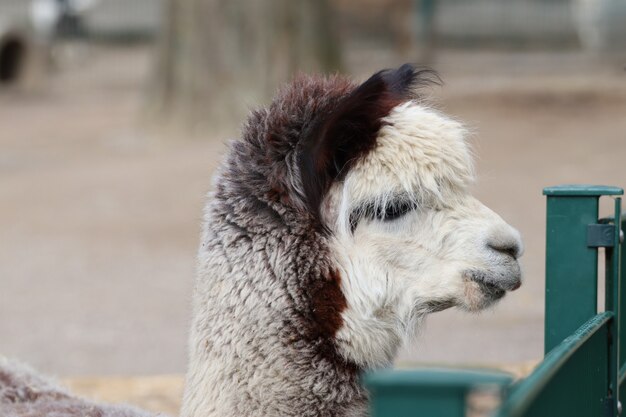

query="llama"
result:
[0,64,522,417]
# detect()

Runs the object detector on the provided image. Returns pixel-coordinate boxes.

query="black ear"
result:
[298,64,440,224]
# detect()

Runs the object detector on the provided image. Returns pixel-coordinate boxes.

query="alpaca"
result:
[0,64,522,417]
[0,357,155,417]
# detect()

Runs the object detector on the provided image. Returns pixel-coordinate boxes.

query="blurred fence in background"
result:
[0,0,162,39]
[439,0,625,51]
[1,0,624,91]
[337,0,626,53]
[435,0,577,47]
[2,0,625,49]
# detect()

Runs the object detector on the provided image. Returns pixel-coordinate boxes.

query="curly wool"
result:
[182,66,435,417]
[0,357,160,417]
[182,75,367,417]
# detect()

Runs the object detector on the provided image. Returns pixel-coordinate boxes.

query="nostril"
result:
[488,242,520,259]
[486,224,523,259]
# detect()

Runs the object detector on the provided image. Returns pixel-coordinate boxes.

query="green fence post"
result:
[492,185,622,417]
[617,214,626,402]
[600,197,623,416]
[364,369,511,417]
[543,185,623,353]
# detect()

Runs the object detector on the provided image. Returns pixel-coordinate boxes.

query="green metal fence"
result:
[365,184,625,417]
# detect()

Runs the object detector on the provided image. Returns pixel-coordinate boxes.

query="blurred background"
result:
[1,0,626,410]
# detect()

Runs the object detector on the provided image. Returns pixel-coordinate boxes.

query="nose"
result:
[475,223,523,292]
[488,241,521,259]
[486,225,523,259]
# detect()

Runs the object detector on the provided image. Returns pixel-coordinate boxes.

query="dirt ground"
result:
[1,44,626,404]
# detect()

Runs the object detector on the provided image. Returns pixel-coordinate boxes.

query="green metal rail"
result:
[365,185,625,417]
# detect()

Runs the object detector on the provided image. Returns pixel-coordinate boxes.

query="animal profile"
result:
[182,64,523,417]
[1,64,522,417]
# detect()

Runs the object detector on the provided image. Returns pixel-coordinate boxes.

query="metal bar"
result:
[543,185,623,197]
[619,363,626,386]
[606,197,622,416]
[617,214,626,402]
[364,368,512,417]
[495,312,613,417]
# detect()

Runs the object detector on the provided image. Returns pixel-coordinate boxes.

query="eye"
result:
[349,199,417,232]
[378,201,416,221]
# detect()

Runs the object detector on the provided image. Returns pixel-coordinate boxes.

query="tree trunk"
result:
[152,0,342,133]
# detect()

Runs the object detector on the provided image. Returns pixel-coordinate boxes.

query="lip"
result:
[475,280,506,300]
[464,267,522,294]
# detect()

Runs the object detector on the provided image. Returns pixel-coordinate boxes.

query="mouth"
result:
[475,280,506,300]
[465,267,522,292]
[461,269,520,311]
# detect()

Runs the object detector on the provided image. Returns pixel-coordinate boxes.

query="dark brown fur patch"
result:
[298,64,440,228]
[310,269,347,339]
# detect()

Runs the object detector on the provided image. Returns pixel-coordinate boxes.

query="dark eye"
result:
[379,201,416,221]
[349,199,417,232]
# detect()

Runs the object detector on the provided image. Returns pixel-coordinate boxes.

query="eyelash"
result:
[378,201,416,221]
[349,200,417,231]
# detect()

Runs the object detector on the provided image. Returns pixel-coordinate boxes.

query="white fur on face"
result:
[324,102,523,368]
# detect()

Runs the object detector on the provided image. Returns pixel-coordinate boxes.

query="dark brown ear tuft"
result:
[383,63,441,97]
[298,64,440,227]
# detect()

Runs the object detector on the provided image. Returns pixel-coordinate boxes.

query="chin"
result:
[459,279,507,312]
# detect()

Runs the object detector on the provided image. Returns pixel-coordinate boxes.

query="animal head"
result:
[225,64,522,369]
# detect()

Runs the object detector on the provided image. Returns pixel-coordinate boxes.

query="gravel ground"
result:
[1,45,626,379]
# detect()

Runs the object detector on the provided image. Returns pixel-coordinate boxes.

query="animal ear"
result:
[298,64,440,221]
